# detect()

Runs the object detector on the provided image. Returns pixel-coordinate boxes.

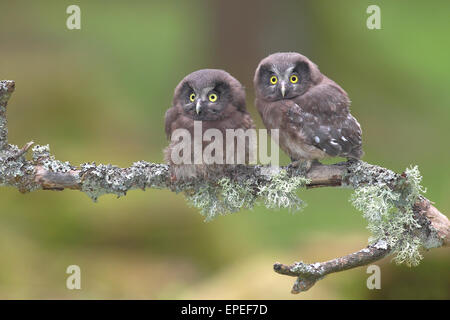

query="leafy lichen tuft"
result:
[184,168,310,220]
[404,165,427,203]
[185,183,226,221]
[350,164,427,266]
[184,177,254,221]
[258,170,309,211]
[218,177,255,211]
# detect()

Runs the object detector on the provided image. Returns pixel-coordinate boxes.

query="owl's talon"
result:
[311,159,322,167]
[288,160,313,174]
[288,160,300,169]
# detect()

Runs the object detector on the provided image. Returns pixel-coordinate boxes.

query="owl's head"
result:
[173,69,246,121]
[254,52,323,102]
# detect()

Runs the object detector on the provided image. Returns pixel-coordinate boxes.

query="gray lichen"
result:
[0,145,24,184]
[257,169,309,211]
[0,81,15,149]
[185,183,229,221]
[32,144,74,173]
[183,177,255,221]
[219,177,255,211]
[345,160,398,188]
[79,161,169,201]
[0,143,38,192]
[350,164,427,266]
[184,168,310,221]
[291,260,324,277]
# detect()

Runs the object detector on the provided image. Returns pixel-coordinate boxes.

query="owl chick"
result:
[254,52,363,170]
[165,69,255,180]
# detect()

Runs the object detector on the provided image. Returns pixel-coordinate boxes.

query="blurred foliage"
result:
[0,0,448,299]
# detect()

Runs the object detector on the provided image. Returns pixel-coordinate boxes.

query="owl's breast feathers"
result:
[256,79,363,160]
[164,103,255,179]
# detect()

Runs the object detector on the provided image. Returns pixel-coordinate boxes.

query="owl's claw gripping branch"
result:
[0,80,448,294]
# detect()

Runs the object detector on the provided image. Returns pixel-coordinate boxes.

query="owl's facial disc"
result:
[257,62,310,102]
[182,85,227,121]
[257,65,299,101]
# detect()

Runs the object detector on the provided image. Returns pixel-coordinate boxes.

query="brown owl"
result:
[165,69,255,180]
[254,52,363,170]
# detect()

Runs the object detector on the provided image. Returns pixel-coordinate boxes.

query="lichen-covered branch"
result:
[274,240,391,293]
[0,80,448,294]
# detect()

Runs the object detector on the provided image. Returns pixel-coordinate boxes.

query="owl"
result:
[254,52,363,170]
[164,69,255,180]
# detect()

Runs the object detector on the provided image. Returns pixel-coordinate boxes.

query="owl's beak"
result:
[280,82,286,98]
[196,101,202,114]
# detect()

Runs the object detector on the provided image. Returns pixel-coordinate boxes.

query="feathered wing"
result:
[164,106,180,140]
[288,83,363,159]
[237,110,256,164]
[164,106,185,173]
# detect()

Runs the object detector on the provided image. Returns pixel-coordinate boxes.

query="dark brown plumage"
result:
[165,69,255,180]
[254,52,363,168]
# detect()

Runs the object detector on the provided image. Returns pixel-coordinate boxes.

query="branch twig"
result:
[0,80,448,293]
[274,240,391,293]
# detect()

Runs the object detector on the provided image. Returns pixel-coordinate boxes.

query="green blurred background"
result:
[0,0,448,299]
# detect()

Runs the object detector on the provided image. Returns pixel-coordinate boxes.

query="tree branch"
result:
[0,80,448,293]
[274,240,391,293]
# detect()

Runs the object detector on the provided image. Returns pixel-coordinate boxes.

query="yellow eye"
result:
[189,93,196,102]
[209,93,218,102]
[270,76,278,85]
[290,75,299,83]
